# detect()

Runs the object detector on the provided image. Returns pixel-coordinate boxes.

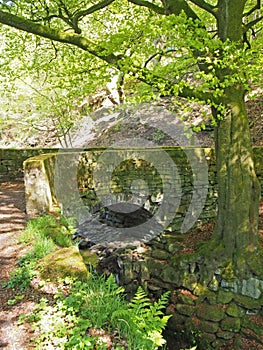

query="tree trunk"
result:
[213,87,261,258]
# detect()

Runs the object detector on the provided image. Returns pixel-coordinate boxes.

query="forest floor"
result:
[0,180,263,349]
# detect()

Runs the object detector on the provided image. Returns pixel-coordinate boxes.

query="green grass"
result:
[5,214,75,290]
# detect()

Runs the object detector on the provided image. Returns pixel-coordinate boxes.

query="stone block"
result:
[221,317,241,332]
[226,302,244,317]
[192,318,219,334]
[217,290,234,304]
[196,303,225,322]
[176,303,195,316]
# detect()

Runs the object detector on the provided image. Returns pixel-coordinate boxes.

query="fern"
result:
[112,286,171,349]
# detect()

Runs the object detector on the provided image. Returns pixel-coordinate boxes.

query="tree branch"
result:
[73,0,116,23]
[0,10,120,63]
[188,0,218,19]
[243,15,263,33]
[128,0,166,14]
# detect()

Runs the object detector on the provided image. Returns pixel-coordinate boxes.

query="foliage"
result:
[111,286,171,349]
[20,214,74,251]
[29,275,171,350]
[4,214,172,349]
[3,214,74,290]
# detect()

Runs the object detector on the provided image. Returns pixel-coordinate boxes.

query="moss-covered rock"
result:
[226,302,244,317]
[217,290,234,304]
[38,246,89,281]
[234,294,263,309]
[79,250,99,267]
[221,317,241,332]
[192,318,219,334]
[196,304,225,322]
[175,304,195,316]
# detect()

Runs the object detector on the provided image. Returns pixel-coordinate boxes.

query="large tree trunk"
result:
[213,87,261,258]
[211,0,261,260]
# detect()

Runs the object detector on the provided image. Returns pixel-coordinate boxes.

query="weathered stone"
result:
[176,304,195,316]
[242,317,263,336]
[177,293,197,306]
[196,304,225,322]
[160,266,180,284]
[140,263,150,280]
[24,155,57,217]
[208,275,219,291]
[182,274,199,291]
[195,319,219,334]
[38,246,89,281]
[151,249,170,260]
[234,294,263,309]
[221,317,241,332]
[206,290,218,305]
[220,279,239,293]
[241,277,262,299]
[226,302,244,317]
[197,333,216,349]
[216,330,235,340]
[217,290,234,304]
[79,250,99,267]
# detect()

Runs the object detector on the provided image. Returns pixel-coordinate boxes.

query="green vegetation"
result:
[4,215,172,349]
[30,276,170,350]
[5,215,74,290]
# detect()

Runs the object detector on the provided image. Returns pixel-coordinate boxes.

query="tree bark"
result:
[211,0,261,260]
[213,86,261,257]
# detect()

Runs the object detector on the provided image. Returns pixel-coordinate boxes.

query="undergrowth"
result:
[29,275,171,350]
[4,214,173,349]
[4,214,75,290]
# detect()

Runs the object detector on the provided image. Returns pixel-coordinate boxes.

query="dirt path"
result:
[0,181,34,350]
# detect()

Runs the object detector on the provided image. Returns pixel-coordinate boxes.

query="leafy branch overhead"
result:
[0,0,262,108]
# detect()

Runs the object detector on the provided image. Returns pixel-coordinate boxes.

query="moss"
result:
[217,290,234,304]
[221,317,241,333]
[38,246,89,281]
[196,303,225,322]
[175,304,195,316]
[79,250,99,267]
[242,317,263,336]
[226,303,244,317]
[234,294,263,309]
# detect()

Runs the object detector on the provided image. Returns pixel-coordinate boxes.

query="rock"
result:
[175,304,195,316]
[226,302,244,317]
[38,246,89,281]
[79,250,99,267]
[217,290,234,304]
[241,277,262,299]
[220,317,241,333]
[196,304,225,322]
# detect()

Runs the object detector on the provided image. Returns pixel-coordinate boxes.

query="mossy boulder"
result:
[38,246,89,281]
